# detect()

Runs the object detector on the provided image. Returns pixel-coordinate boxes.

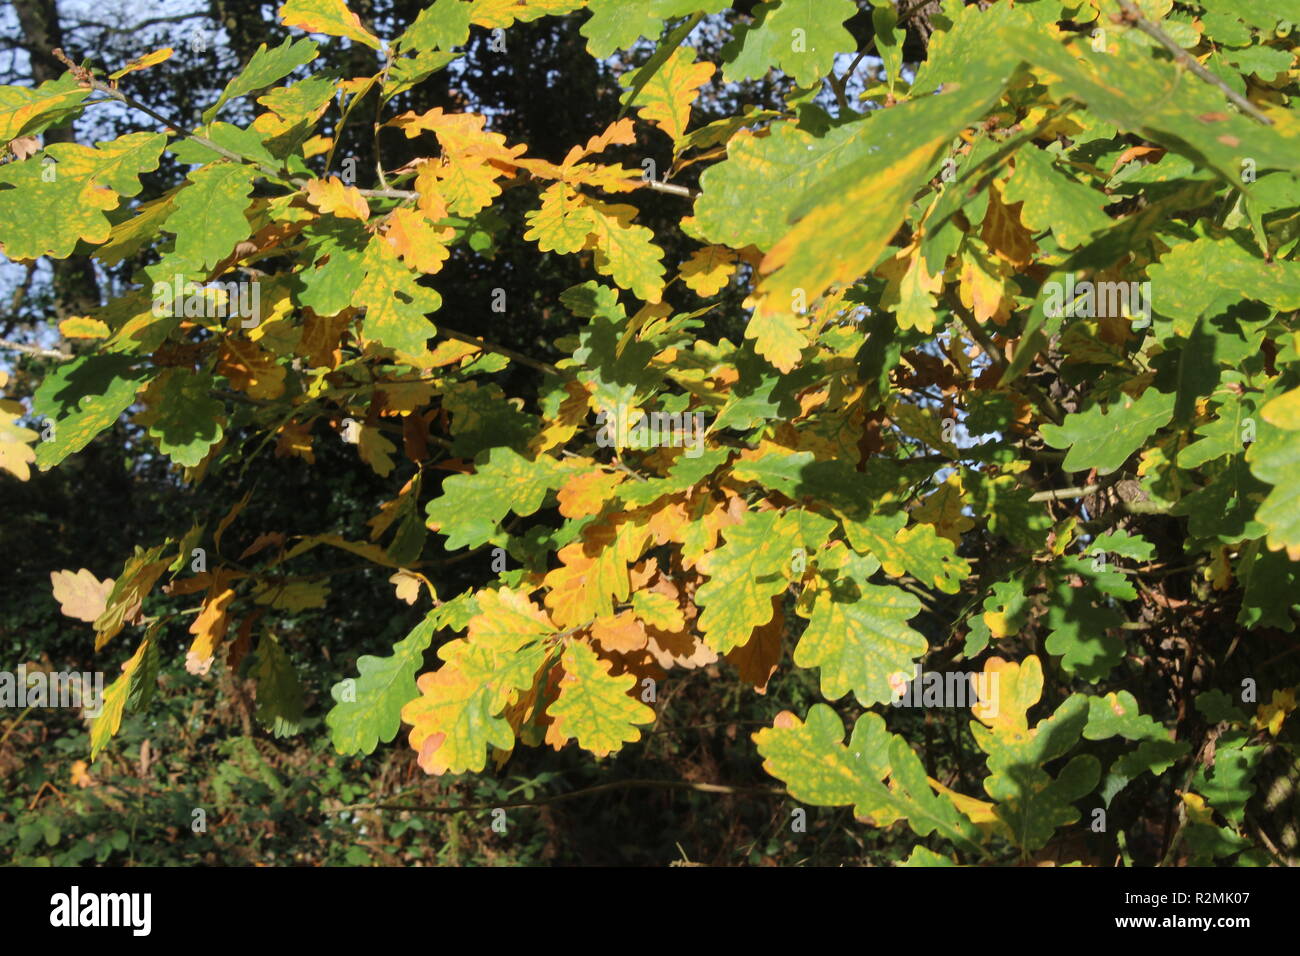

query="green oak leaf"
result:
[723,0,857,87]
[425,447,580,550]
[697,508,833,653]
[250,633,304,739]
[164,162,258,271]
[142,370,225,467]
[352,235,442,357]
[32,354,153,470]
[754,705,986,856]
[326,610,439,755]
[581,0,730,59]
[547,640,656,757]
[1246,418,1300,558]
[1002,146,1112,249]
[0,131,167,260]
[204,36,319,122]
[792,572,927,707]
[1040,388,1175,475]
[1042,581,1124,679]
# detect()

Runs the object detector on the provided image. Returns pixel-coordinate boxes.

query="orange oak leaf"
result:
[303,175,370,221]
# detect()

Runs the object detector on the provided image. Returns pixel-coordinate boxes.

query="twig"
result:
[438,326,559,376]
[327,777,788,815]
[0,339,69,360]
[0,705,34,752]
[1115,0,1273,126]
[1028,484,1101,502]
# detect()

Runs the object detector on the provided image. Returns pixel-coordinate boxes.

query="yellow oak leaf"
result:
[912,474,974,544]
[278,0,382,49]
[530,380,591,454]
[303,175,370,221]
[1253,688,1296,737]
[878,242,943,333]
[632,47,715,143]
[981,181,1036,267]
[383,206,452,273]
[590,611,648,653]
[544,516,651,628]
[357,423,397,476]
[186,584,237,675]
[217,339,287,400]
[109,47,173,80]
[958,241,1015,325]
[389,570,424,605]
[584,199,666,303]
[524,182,599,254]
[544,640,655,757]
[680,245,737,297]
[0,397,38,481]
[557,468,624,518]
[971,655,1042,739]
[58,316,110,339]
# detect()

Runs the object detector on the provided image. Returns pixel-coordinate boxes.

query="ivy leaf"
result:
[545,640,655,757]
[1040,388,1175,475]
[326,610,438,755]
[0,131,167,260]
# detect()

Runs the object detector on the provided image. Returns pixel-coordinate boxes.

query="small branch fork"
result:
[1114,0,1273,126]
